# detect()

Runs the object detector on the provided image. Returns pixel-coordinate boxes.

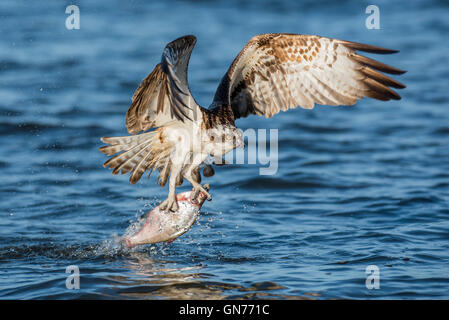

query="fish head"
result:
[184,184,210,206]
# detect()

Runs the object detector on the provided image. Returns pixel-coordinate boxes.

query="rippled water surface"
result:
[1,0,448,299]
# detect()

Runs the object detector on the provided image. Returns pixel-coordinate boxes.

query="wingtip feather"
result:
[340,40,400,54]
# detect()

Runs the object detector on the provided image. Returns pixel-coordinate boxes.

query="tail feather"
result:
[99,132,155,156]
[129,150,156,184]
[112,143,153,176]
[129,142,173,184]
[103,138,153,174]
[99,129,174,185]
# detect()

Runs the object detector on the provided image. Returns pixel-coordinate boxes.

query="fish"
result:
[122,185,210,248]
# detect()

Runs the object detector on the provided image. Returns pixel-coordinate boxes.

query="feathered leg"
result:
[159,164,183,212]
[183,154,212,201]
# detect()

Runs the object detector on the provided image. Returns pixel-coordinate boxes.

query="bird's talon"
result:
[201,184,212,201]
[201,188,212,201]
[170,201,179,212]
[191,189,200,202]
[193,184,212,201]
[159,197,178,212]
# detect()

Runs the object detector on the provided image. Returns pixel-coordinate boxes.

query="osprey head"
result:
[204,126,244,156]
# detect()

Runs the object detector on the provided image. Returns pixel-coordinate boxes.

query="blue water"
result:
[1,0,448,299]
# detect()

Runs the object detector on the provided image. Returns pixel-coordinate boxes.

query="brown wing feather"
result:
[212,33,406,119]
[126,35,203,134]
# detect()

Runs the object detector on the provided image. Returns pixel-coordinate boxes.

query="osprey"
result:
[99,34,405,212]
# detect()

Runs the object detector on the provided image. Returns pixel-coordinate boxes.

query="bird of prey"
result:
[99,33,405,212]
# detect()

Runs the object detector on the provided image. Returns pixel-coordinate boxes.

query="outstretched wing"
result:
[126,35,202,134]
[212,33,406,119]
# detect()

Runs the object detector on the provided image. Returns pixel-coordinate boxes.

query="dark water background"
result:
[1,0,448,299]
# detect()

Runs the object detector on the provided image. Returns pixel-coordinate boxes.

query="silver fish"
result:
[122,185,210,248]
